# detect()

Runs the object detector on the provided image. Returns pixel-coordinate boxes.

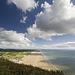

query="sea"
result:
[40,49,75,75]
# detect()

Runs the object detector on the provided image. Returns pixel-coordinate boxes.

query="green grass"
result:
[0,58,65,75]
[0,51,31,60]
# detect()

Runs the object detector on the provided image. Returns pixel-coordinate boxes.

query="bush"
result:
[0,58,65,75]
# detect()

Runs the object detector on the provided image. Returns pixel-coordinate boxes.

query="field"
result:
[0,51,31,60]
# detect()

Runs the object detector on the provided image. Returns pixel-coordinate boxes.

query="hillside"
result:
[0,58,65,75]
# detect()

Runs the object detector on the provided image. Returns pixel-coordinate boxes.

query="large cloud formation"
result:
[0,28,33,49]
[8,0,38,12]
[27,0,75,40]
[0,27,75,49]
[27,24,62,40]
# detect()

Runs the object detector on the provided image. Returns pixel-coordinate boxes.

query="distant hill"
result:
[0,48,36,52]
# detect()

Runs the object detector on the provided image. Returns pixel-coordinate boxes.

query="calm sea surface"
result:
[41,49,75,75]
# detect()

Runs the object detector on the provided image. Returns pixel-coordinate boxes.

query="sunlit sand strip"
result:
[20,51,57,71]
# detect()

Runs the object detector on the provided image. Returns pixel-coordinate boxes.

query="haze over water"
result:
[41,49,75,75]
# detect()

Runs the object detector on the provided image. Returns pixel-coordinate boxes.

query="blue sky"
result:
[0,0,75,49]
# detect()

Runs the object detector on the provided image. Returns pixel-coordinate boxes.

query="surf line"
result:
[40,50,59,70]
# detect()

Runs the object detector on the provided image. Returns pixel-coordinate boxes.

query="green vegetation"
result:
[0,51,31,60]
[0,58,65,75]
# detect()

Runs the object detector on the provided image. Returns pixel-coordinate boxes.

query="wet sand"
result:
[20,51,56,71]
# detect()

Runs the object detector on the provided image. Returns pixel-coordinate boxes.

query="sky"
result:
[0,0,75,49]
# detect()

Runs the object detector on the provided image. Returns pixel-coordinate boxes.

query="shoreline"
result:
[19,50,57,71]
[40,50,59,70]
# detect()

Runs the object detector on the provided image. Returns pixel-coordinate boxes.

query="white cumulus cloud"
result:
[36,0,75,33]
[0,28,34,49]
[27,24,62,40]
[8,0,38,12]
[27,0,75,40]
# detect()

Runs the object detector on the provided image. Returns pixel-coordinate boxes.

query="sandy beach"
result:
[20,51,56,71]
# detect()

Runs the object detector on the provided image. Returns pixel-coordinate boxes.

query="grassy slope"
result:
[0,51,31,60]
[0,58,65,75]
